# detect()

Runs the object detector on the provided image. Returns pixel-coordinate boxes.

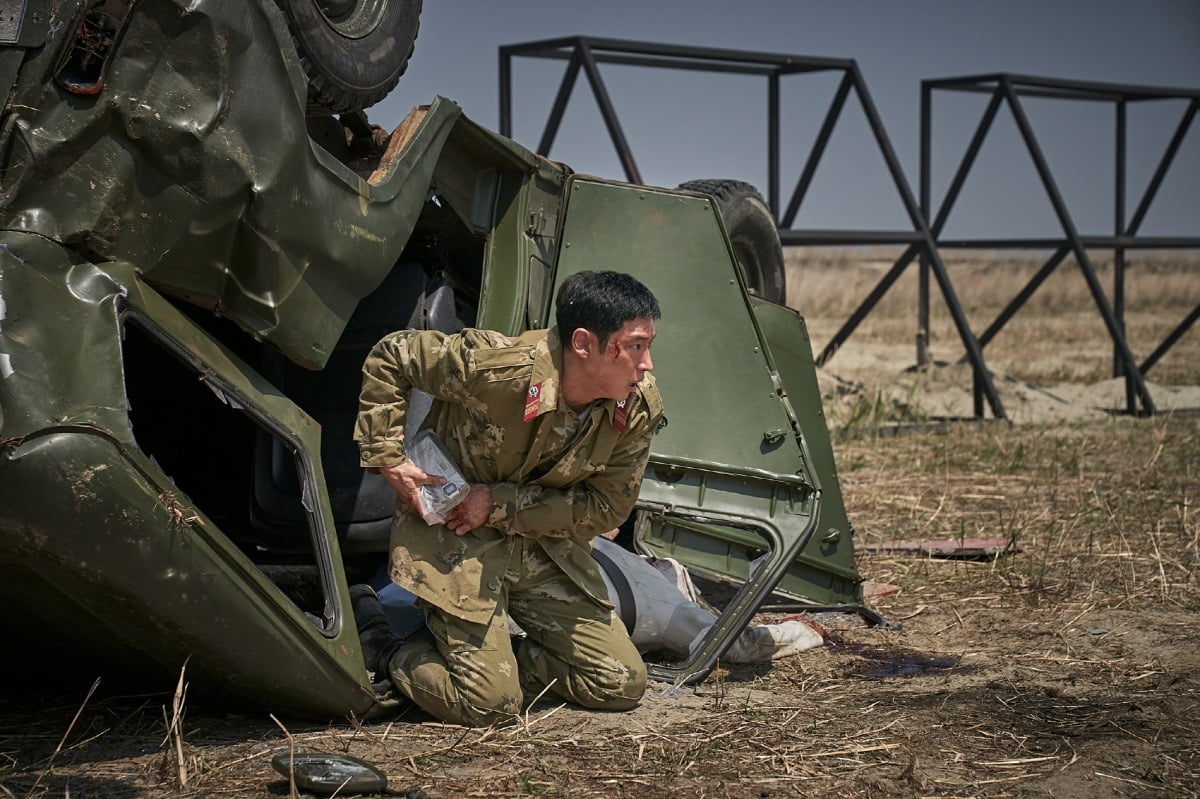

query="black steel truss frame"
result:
[499,36,1007,419]
[500,38,1200,419]
[922,74,1200,416]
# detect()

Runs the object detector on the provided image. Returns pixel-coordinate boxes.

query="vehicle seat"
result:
[248,263,467,554]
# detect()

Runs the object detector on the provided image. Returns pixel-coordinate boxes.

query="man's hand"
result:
[444,483,494,536]
[379,462,446,513]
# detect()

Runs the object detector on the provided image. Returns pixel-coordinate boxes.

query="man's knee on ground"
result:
[391,642,524,727]
[447,693,523,728]
[565,655,648,711]
[404,672,524,727]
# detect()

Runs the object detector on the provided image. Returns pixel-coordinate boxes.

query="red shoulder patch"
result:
[613,398,628,432]
[524,383,542,422]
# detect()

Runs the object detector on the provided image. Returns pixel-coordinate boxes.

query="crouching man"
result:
[352,270,663,726]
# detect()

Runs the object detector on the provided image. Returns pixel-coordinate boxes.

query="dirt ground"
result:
[2,255,1198,798]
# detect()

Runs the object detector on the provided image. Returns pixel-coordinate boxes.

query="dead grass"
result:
[792,247,1200,386]
[1,252,1196,797]
[2,416,1197,798]
[840,416,1200,612]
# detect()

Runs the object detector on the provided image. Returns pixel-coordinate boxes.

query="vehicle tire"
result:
[678,179,787,305]
[276,0,422,114]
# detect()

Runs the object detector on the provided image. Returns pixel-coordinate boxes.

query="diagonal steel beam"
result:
[816,243,920,368]
[1141,303,1200,375]
[975,246,1071,351]
[781,71,853,228]
[535,47,584,157]
[1002,78,1156,415]
[1126,99,1198,237]
[577,38,642,184]
[849,64,1005,419]
[930,87,1005,237]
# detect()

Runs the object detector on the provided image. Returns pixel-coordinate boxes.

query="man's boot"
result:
[349,584,408,677]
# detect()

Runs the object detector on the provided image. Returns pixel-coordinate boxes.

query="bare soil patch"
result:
[2,253,1197,798]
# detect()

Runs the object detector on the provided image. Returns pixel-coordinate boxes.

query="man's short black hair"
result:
[555,270,660,346]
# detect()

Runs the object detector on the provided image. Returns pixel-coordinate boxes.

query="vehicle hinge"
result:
[767,370,803,440]
[526,209,557,238]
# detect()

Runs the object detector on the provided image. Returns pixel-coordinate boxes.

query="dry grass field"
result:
[795,247,1200,427]
[1,251,1198,798]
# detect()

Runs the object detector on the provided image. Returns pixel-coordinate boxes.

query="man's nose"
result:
[640,350,654,372]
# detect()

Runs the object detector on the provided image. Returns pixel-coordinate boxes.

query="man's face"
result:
[582,317,657,402]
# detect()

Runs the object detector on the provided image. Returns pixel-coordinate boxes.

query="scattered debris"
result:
[863,537,1016,559]
[862,580,901,598]
[269,752,388,796]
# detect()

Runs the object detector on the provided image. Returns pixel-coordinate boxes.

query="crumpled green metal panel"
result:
[0,0,459,368]
[0,232,132,440]
[0,240,392,718]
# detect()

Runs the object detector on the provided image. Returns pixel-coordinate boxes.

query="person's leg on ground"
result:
[352,585,523,726]
[387,604,525,726]
[508,545,647,711]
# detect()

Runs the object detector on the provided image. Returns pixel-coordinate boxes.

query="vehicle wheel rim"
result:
[317,0,357,18]
[317,0,386,38]
[733,240,765,296]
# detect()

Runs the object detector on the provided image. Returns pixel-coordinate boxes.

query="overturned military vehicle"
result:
[0,0,871,719]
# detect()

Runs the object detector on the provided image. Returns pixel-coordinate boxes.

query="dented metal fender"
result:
[0,0,460,369]
[0,233,130,440]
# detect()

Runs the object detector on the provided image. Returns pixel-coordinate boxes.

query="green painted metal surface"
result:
[556,180,809,481]
[749,297,861,583]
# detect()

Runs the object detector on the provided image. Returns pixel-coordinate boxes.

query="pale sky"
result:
[371,1,1200,239]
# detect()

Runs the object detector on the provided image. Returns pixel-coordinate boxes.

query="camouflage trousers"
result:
[384,536,648,727]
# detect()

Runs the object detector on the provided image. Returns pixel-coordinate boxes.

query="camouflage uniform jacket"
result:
[355,327,664,624]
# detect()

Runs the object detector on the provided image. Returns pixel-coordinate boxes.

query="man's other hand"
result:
[379,462,446,512]
[445,484,493,536]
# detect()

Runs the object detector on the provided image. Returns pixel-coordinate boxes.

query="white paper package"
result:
[406,430,470,524]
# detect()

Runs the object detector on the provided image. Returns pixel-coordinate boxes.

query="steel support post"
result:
[499,48,512,137]
[1114,99,1129,409]
[768,72,781,219]
[923,86,1003,376]
[1122,100,1198,394]
[918,82,931,368]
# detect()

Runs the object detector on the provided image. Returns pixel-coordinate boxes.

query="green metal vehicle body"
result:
[0,0,870,720]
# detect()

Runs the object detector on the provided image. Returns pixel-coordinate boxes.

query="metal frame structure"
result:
[921,74,1200,416]
[499,36,1007,419]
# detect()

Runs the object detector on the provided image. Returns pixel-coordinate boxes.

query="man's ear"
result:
[570,328,595,358]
